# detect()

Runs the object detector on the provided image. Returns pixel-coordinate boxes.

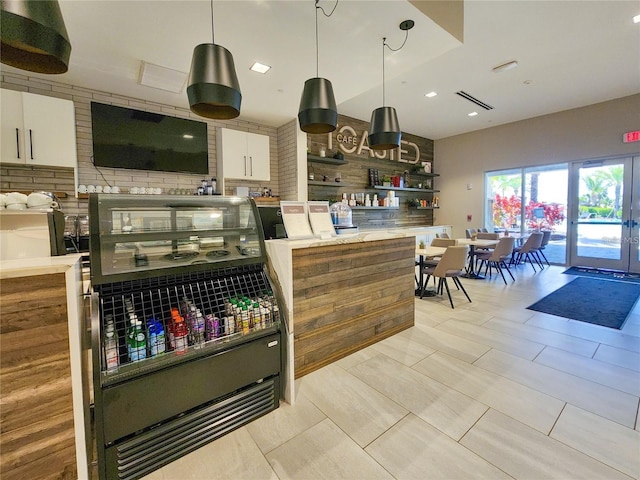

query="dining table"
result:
[456,238,499,279]
[415,246,447,296]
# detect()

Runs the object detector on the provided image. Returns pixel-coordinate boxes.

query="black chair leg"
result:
[453,276,472,303]
[501,260,515,281]
[525,253,537,271]
[442,278,454,308]
[496,262,507,285]
[540,249,551,266]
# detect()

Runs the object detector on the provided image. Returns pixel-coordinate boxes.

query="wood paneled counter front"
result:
[0,255,89,480]
[265,232,416,403]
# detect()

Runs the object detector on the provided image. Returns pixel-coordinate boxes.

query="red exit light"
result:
[623,130,640,143]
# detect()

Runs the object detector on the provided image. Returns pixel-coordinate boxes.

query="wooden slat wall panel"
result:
[0,273,77,480]
[292,238,415,378]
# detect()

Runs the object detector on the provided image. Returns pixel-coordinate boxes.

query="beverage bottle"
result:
[127,315,147,362]
[147,317,166,357]
[205,314,215,340]
[192,310,205,347]
[104,315,119,372]
[172,311,188,355]
[240,305,250,334]
[252,302,261,329]
[167,309,178,351]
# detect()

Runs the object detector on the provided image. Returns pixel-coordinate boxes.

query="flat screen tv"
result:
[90,102,209,174]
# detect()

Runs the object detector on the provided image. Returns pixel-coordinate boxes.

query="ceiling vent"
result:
[138,61,187,93]
[455,91,494,111]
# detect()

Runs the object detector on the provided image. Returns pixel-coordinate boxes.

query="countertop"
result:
[265,225,451,250]
[0,253,84,279]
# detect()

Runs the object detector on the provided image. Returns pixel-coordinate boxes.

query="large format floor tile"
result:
[349,354,488,440]
[436,318,545,360]
[296,363,408,447]
[413,351,565,434]
[369,332,436,366]
[550,404,640,479]
[396,324,491,363]
[266,419,393,480]
[534,346,640,396]
[245,393,326,454]
[594,343,640,372]
[483,316,599,357]
[475,349,639,427]
[460,409,634,480]
[366,413,512,480]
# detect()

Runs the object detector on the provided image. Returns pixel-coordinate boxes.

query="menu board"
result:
[307,201,336,238]
[280,202,314,239]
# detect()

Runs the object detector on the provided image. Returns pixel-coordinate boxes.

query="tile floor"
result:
[143,265,640,480]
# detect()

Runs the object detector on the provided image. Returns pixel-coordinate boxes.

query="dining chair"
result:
[475,236,516,285]
[435,232,450,239]
[465,228,476,239]
[420,245,471,308]
[537,230,552,266]
[511,232,544,271]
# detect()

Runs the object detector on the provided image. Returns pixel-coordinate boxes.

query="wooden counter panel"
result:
[0,272,77,479]
[292,237,415,378]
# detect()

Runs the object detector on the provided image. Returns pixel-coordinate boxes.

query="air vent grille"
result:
[455,91,494,111]
[108,378,278,480]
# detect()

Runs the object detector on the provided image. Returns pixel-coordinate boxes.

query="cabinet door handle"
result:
[29,129,34,160]
[15,128,20,158]
[249,156,253,176]
[244,155,247,176]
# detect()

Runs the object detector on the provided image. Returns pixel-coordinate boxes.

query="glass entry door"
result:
[629,157,640,273]
[569,157,637,272]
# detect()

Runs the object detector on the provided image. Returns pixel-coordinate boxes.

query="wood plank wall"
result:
[306,113,436,229]
[292,237,415,378]
[0,273,77,480]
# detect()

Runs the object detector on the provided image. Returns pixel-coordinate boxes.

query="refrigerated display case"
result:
[89,194,284,480]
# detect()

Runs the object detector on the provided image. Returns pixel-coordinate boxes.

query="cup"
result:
[77,185,87,194]
[423,163,431,173]
[154,187,162,194]
[319,149,326,157]
[87,185,96,193]
[111,186,120,194]
[130,187,139,194]
[103,186,112,193]
[95,185,103,193]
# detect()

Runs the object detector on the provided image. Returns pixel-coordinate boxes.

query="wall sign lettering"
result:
[326,124,421,164]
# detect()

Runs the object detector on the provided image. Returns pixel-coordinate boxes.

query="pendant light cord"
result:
[381,27,411,106]
[210,0,215,44]
[315,1,319,77]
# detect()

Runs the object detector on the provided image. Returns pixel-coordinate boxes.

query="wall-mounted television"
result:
[90,102,209,174]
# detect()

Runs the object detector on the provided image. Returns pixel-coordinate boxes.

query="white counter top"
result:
[0,254,83,279]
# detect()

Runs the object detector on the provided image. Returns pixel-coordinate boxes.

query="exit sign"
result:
[623,130,640,143]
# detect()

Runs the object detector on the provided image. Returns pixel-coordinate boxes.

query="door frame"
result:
[568,156,634,271]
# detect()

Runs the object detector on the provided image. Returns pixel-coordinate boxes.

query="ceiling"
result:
[7,0,640,140]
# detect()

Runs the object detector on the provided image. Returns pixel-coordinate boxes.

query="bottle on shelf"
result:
[172,309,188,355]
[147,317,166,357]
[104,314,119,372]
[127,314,147,362]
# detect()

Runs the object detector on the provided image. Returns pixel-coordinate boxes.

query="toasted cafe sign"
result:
[325,124,421,164]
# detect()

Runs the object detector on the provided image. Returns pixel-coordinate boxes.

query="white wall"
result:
[434,94,640,238]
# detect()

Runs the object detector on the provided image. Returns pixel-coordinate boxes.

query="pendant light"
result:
[0,0,71,74]
[298,0,338,134]
[187,0,241,119]
[368,20,414,151]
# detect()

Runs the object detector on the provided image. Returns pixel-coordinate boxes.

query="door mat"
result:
[527,277,640,329]
[563,266,640,284]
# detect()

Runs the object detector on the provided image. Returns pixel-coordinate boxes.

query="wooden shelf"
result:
[1,190,68,198]
[410,171,439,178]
[307,154,347,165]
[351,206,399,210]
[308,180,349,187]
[374,186,440,193]
[410,206,440,210]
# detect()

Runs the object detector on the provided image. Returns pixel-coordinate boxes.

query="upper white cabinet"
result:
[217,128,270,181]
[1,89,77,168]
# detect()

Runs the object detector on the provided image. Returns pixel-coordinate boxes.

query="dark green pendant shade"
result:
[0,0,71,74]
[187,43,241,120]
[368,106,401,150]
[298,77,338,134]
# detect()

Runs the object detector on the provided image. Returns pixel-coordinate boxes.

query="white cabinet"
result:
[217,127,270,181]
[1,89,77,168]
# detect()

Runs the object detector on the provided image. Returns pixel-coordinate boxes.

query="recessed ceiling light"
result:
[183,134,194,139]
[633,14,640,23]
[492,60,518,73]
[250,62,271,74]
[425,91,437,98]
[468,112,478,117]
